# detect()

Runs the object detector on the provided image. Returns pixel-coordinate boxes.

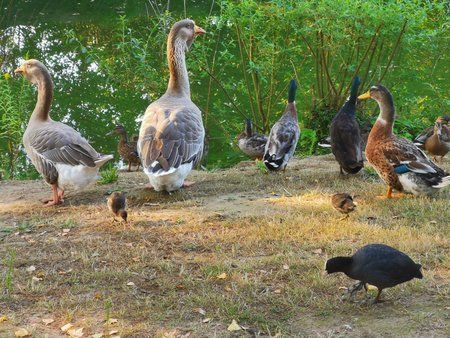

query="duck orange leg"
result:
[182,180,196,188]
[377,187,408,199]
[44,184,62,206]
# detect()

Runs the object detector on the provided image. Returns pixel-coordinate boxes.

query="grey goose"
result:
[138,19,206,192]
[15,59,113,206]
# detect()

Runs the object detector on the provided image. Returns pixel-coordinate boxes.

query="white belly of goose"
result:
[55,163,101,191]
[144,162,193,192]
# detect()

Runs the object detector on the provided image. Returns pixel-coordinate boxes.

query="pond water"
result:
[0,0,248,176]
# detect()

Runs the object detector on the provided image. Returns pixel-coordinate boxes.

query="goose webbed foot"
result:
[43,185,62,207]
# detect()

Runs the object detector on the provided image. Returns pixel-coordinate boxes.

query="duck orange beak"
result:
[358,91,371,100]
[14,64,26,75]
[194,25,206,36]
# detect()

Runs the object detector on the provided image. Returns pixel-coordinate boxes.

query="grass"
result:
[0,154,449,336]
[98,165,119,185]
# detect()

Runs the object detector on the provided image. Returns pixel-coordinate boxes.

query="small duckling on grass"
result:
[331,193,357,220]
[326,244,423,304]
[107,191,128,222]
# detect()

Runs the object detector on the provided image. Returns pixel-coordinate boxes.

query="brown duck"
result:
[108,125,141,171]
[424,120,449,162]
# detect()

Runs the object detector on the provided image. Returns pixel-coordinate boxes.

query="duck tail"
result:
[415,264,423,279]
[263,153,284,171]
[349,76,361,104]
[245,118,253,137]
[95,154,114,168]
[288,79,297,103]
[432,174,450,188]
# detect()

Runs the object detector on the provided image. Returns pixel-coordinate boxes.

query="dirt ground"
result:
[0,154,449,337]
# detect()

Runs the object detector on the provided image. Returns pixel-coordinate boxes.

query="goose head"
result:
[170,19,205,51]
[15,59,49,85]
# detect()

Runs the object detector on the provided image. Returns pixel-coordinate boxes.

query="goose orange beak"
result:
[14,64,25,75]
[194,25,206,36]
[358,91,371,100]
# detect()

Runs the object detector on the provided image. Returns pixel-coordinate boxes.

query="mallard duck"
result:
[138,19,206,192]
[326,244,423,303]
[15,60,113,206]
[331,193,357,219]
[263,79,300,171]
[330,76,364,174]
[108,125,141,171]
[423,119,449,162]
[237,119,268,160]
[414,115,449,149]
[107,191,127,222]
[358,85,450,197]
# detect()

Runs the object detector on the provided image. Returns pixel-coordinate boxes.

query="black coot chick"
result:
[107,191,128,222]
[326,244,423,303]
[331,193,357,219]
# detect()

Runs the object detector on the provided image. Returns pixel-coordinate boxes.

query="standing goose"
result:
[108,125,141,171]
[263,79,300,171]
[330,76,364,174]
[237,119,268,160]
[358,85,450,197]
[15,59,113,206]
[138,19,206,192]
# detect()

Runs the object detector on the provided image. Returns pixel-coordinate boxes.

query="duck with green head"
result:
[358,85,450,198]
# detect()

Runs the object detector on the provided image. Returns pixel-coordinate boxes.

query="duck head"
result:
[358,85,395,124]
[169,19,205,52]
[107,125,127,136]
[15,59,51,85]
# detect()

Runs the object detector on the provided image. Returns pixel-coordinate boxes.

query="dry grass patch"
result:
[0,155,449,336]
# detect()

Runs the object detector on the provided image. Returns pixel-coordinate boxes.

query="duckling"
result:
[414,115,449,149]
[107,191,127,222]
[326,244,423,303]
[108,125,140,172]
[263,79,300,171]
[237,119,268,160]
[331,193,357,220]
[15,59,113,206]
[358,85,450,197]
[330,76,364,174]
[424,120,449,162]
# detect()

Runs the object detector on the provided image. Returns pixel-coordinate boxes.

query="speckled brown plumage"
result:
[107,191,127,222]
[331,193,356,215]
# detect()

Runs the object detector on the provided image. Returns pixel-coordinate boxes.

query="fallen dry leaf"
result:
[313,248,323,254]
[274,289,282,294]
[63,228,70,233]
[42,318,54,325]
[126,282,135,286]
[202,318,211,323]
[14,328,30,337]
[67,327,84,337]
[61,323,74,332]
[217,272,227,279]
[91,334,103,338]
[227,319,241,331]
[0,315,8,322]
[32,276,43,282]
[224,285,232,292]
[109,329,119,335]
[283,264,289,270]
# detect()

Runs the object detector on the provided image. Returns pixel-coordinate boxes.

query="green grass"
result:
[98,165,119,185]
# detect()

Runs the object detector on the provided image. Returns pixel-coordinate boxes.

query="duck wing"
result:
[413,126,434,147]
[265,119,299,160]
[139,107,204,173]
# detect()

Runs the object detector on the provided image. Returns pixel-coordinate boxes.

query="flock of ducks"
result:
[12,19,449,303]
